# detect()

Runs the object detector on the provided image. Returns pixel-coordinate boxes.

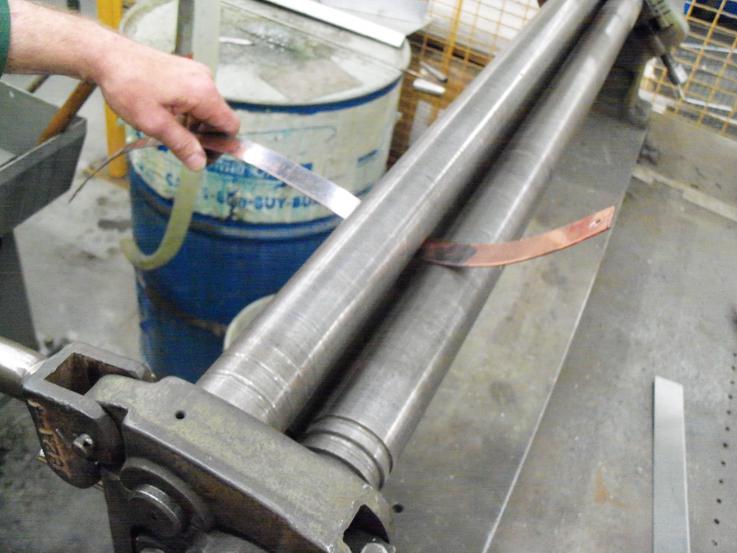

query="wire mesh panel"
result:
[644,1,737,138]
[390,0,539,163]
[392,0,737,164]
[424,0,539,56]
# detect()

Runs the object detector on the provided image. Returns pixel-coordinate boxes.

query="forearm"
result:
[5,0,240,170]
[6,0,121,80]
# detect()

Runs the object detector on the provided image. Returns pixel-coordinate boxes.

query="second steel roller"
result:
[199,0,605,430]
[302,0,644,488]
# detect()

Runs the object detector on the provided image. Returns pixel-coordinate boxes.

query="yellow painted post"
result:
[96,0,127,178]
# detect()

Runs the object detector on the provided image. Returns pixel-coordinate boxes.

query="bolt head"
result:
[72,433,95,459]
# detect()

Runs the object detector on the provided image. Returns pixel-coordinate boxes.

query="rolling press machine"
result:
[0,0,687,551]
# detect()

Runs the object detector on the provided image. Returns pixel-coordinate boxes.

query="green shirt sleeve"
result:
[0,0,9,76]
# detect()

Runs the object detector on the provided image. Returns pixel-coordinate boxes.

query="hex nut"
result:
[72,433,95,459]
[129,484,185,539]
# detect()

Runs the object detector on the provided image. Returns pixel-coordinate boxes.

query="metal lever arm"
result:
[0,336,44,399]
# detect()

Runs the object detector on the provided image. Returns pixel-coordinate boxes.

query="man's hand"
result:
[93,40,240,170]
[7,0,240,170]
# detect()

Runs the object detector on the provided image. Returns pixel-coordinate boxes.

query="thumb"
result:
[142,109,207,171]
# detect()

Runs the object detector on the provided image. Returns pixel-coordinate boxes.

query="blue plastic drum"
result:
[130,170,338,381]
[123,0,410,380]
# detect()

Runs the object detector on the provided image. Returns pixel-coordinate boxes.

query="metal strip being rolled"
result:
[73,134,361,219]
[78,135,613,268]
[421,206,615,268]
[196,136,615,265]
[197,134,361,220]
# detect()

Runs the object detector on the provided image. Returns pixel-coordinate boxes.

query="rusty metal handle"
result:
[0,337,44,399]
[37,80,96,144]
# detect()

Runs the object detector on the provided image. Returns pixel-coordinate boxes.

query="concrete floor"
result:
[1,15,737,550]
[487,141,737,552]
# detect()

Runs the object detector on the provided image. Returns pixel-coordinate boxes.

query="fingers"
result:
[190,96,240,137]
[139,107,207,171]
[185,72,240,137]
[98,48,240,169]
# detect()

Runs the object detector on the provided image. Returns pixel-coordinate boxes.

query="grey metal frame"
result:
[0,82,86,352]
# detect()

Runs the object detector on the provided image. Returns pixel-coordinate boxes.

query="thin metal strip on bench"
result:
[653,376,691,553]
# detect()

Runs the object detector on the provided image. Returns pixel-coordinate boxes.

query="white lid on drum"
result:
[122,0,411,106]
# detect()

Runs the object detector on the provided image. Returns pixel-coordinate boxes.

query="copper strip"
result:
[421,206,615,268]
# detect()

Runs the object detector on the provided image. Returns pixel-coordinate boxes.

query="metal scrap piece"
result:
[653,376,691,553]
[421,206,615,268]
